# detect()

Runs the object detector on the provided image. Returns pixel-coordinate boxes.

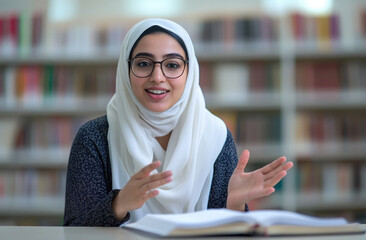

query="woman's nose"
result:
[150,64,165,82]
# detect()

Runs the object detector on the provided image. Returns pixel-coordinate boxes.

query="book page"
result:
[244,210,348,227]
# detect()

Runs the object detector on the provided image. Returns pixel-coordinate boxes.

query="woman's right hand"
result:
[112,161,172,220]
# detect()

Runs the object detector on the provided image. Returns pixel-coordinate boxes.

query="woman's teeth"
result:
[146,89,168,95]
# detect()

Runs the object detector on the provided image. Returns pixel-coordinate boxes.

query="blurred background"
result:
[0,0,365,225]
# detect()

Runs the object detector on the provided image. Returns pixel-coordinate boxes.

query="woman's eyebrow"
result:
[134,52,154,58]
[133,52,185,59]
[163,53,185,59]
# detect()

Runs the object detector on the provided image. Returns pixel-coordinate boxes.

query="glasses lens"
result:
[131,57,186,78]
[131,58,154,78]
[162,58,185,78]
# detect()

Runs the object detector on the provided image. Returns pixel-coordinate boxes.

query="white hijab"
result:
[107,18,227,223]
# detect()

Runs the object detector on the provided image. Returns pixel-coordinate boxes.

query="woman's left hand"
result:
[226,149,293,211]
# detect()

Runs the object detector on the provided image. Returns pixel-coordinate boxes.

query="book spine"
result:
[290,13,342,49]
[1,65,116,108]
[199,16,279,48]
[296,60,366,92]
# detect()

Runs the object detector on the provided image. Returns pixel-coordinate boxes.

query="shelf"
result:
[0,148,69,168]
[296,194,366,211]
[295,141,366,160]
[236,143,283,163]
[0,45,282,64]
[0,197,64,217]
[205,92,282,110]
[2,45,364,64]
[296,91,366,110]
[0,100,109,116]
[294,47,366,59]
[0,55,119,65]
[0,159,67,169]
[195,43,281,61]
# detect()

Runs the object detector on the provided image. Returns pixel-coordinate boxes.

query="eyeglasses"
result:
[128,57,189,79]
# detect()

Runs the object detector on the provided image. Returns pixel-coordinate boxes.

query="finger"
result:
[134,161,161,179]
[143,189,160,201]
[234,150,250,173]
[261,156,286,175]
[263,161,291,181]
[265,170,287,188]
[283,161,294,171]
[246,187,275,201]
[142,175,172,192]
[263,161,293,181]
[140,170,173,186]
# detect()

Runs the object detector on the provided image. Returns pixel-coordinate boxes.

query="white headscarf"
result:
[107,18,227,223]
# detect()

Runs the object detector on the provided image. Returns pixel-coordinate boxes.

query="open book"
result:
[124,208,364,237]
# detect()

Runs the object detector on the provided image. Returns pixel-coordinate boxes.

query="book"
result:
[123,208,364,237]
[0,118,20,160]
[212,63,248,102]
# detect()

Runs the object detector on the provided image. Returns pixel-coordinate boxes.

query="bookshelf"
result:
[1,2,366,225]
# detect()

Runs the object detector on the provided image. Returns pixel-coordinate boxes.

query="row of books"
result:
[0,117,89,160]
[0,12,43,57]
[47,22,127,57]
[2,10,366,58]
[290,13,341,49]
[198,16,279,46]
[0,66,115,107]
[0,169,66,199]
[199,61,281,95]
[296,161,366,201]
[296,60,366,91]
[296,112,366,143]
[213,111,281,143]
[0,11,128,57]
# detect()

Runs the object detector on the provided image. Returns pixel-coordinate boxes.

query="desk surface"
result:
[1,226,366,240]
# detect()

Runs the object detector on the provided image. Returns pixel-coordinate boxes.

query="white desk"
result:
[0,226,365,240]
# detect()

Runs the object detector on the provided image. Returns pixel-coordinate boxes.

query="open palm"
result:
[227,149,293,211]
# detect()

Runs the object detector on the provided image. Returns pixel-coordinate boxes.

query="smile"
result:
[146,89,170,95]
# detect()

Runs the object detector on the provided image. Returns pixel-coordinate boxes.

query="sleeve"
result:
[208,129,249,212]
[63,119,130,226]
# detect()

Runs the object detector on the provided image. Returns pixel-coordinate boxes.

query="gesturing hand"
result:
[227,149,293,211]
[112,161,172,220]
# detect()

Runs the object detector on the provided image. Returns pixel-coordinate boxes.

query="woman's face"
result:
[129,32,188,112]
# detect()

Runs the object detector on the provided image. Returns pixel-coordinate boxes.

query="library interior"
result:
[0,0,366,227]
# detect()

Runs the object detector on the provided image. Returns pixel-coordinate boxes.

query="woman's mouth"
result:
[145,88,170,100]
[146,89,170,95]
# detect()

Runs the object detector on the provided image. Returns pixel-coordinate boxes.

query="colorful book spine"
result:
[237,112,281,144]
[1,65,116,107]
[290,13,341,49]
[296,60,366,92]
[199,16,279,47]
[199,61,281,94]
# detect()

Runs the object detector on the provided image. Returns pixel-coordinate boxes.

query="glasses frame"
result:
[128,57,189,79]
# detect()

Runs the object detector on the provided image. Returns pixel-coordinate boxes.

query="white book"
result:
[0,118,20,160]
[213,63,248,103]
[124,208,363,237]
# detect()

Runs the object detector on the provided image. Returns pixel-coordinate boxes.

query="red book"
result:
[9,13,19,47]
[0,15,3,47]
[198,61,212,93]
[32,12,43,52]
[249,61,265,91]
[313,62,340,90]
[330,14,340,42]
[361,9,366,39]
[291,12,305,41]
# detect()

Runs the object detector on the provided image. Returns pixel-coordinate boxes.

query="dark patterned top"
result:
[63,115,248,226]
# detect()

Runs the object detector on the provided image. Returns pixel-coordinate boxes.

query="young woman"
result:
[63,18,293,226]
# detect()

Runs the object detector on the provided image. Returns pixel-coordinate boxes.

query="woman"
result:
[63,18,293,226]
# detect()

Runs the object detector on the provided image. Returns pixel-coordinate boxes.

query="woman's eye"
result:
[136,61,151,68]
[166,62,180,69]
